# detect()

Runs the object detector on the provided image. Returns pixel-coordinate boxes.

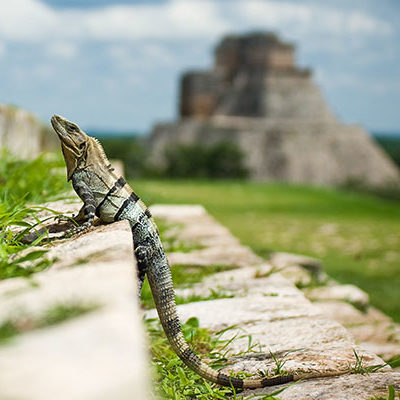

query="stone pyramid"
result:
[148,32,399,186]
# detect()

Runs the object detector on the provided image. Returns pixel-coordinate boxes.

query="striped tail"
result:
[145,247,295,389]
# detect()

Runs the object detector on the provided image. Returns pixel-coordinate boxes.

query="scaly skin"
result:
[51,115,347,389]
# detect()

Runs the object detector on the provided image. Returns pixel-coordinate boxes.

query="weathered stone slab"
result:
[151,204,262,267]
[315,302,392,327]
[280,259,400,362]
[305,284,370,309]
[361,342,400,362]
[167,246,260,268]
[314,301,400,359]
[176,264,304,299]
[270,252,323,275]
[146,295,384,376]
[314,301,372,327]
[0,215,151,400]
[240,372,400,400]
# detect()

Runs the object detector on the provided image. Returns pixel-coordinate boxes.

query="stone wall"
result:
[214,32,296,78]
[179,72,220,118]
[0,104,58,158]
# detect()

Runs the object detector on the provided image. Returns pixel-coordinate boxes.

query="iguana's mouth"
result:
[51,115,68,137]
[51,115,78,151]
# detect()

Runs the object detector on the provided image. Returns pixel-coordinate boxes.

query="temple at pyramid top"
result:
[179,32,334,121]
[214,32,298,74]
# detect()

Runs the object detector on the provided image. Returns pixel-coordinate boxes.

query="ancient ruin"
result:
[0,104,58,158]
[148,32,399,186]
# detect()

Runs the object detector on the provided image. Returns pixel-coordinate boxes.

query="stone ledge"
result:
[149,204,400,398]
[241,372,400,400]
[151,204,262,267]
[0,201,151,400]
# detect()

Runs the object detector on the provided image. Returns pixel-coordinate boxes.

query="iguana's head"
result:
[51,114,109,180]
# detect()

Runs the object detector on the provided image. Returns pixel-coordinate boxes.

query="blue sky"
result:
[0,0,399,134]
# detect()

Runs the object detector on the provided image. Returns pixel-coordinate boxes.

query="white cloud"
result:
[235,1,392,36]
[0,0,392,45]
[85,0,230,40]
[0,0,58,41]
[237,1,312,27]
[0,0,230,42]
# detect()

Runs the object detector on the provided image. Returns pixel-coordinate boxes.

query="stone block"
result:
[0,209,151,400]
[306,284,370,310]
[240,372,400,400]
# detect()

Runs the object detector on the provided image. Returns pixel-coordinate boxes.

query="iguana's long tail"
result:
[146,248,295,389]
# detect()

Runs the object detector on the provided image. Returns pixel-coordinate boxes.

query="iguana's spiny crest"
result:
[51,114,109,180]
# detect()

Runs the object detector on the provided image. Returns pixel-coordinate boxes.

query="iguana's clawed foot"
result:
[54,214,72,224]
[60,225,92,240]
[54,214,80,227]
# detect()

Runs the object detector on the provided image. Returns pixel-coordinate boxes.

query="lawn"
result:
[132,179,400,323]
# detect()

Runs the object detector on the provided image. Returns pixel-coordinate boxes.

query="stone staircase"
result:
[148,205,400,399]
[0,200,399,399]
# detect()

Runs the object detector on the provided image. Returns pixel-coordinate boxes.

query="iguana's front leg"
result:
[55,204,86,225]
[65,180,96,237]
[71,205,87,224]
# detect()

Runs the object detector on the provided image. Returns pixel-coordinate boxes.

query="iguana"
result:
[51,114,345,389]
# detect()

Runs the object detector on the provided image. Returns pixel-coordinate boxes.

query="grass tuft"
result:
[351,350,387,374]
[0,150,70,280]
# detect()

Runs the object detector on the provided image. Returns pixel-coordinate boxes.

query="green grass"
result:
[0,150,71,280]
[131,179,400,322]
[351,350,386,374]
[146,316,288,400]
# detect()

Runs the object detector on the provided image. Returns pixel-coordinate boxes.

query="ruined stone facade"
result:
[149,32,400,186]
[0,104,58,159]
